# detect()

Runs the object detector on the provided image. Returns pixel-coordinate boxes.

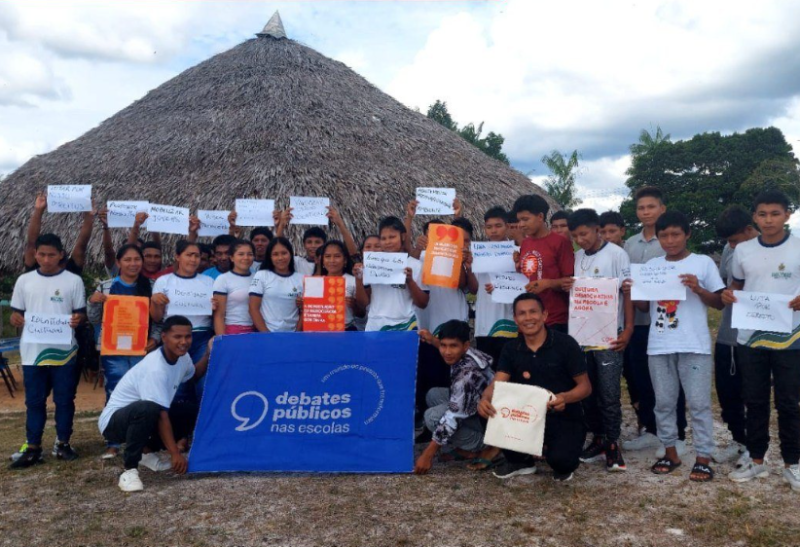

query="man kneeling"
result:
[97,316,211,492]
[414,320,494,474]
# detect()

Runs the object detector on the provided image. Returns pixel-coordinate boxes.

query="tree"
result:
[541,149,582,209]
[426,101,509,164]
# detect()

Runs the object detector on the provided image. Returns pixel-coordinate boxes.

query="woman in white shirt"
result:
[249,237,304,332]
[318,240,365,330]
[213,240,255,335]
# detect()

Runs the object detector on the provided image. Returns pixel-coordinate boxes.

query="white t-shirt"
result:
[342,274,357,327]
[574,242,631,329]
[98,348,195,434]
[731,234,800,349]
[294,256,316,277]
[11,269,86,366]
[249,270,304,332]
[475,273,516,338]
[213,271,254,327]
[152,273,213,331]
[645,254,725,355]
[365,256,428,331]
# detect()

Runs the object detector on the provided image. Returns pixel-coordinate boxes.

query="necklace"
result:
[580,242,606,274]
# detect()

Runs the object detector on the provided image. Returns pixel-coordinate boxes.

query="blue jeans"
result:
[102,354,144,449]
[23,359,79,446]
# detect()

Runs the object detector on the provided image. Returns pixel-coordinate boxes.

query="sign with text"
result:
[569,277,619,348]
[147,204,190,235]
[630,263,686,301]
[303,277,346,332]
[48,185,92,213]
[21,314,72,345]
[167,285,213,316]
[290,197,330,226]
[471,241,516,274]
[107,201,149,229]
[198,210,231,237]
[422,224,464,289]
[235,199,275,227]
[490,273,529,304]
[363,252,407,285]
[732,291,793,334]
[101,296,150,356]
[484,382,551,457]
[415,187,455,215]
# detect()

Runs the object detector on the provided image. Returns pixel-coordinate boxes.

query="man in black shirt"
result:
[478,293,591,481]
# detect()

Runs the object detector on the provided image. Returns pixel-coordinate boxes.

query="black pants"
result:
[502,415,585,475]
[416,343,450,414]
[475,337,513,371]
[622,345,639,407]
[103,401,198,469]
[714,343,746,445]
[738,346,800,464]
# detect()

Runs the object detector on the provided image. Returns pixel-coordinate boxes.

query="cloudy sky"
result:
[2,0,800,214]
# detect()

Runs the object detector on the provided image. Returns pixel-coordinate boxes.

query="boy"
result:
[414,320,494,474]
[9,234,87,468]
[24,193,95,276]
[564,209,633,472]
[598,211,626,247]
[550,210,571,241]
[285,207,359,275]
[249,227,274,273]
[202,235,237,279]
[512,195,574,332]
[725,190,800,491]
[633,211,724,482]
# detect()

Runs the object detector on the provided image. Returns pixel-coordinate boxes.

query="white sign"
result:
[732,291,794,334]
[569,277,619,348]
[107,201,149,229]
[416,187,456,215]
[363,252,407,285]
[471,241,516,274]
[147,204,190,235]
[484,382,551,457]
[630,263,686,301]
[198,210,230,237]
[47,185,92,213]
[490,273,529,304]
[235,199,275,227]
[290,197,330,226]
[167,286,213,316]
[21,313,72,345]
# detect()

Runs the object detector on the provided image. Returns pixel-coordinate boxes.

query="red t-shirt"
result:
[518,232,574,326]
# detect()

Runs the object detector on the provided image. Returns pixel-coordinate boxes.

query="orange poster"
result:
[101,296,150,356]
[302,277,346,332]
[422,224,464,289]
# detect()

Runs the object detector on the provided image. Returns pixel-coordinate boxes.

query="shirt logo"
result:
[521,251,543,280]
[772,263,792,280]
[655,300,680,333]
[50,289,64,303]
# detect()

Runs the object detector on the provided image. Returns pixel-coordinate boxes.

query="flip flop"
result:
[467,455,505,471]
[651,458,682,475]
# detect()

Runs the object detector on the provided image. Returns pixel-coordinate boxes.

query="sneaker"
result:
[622,432,661,451]
[52,442,79,461]
[783,465,800,492]
[553,471,574,482]
[580,437,606,464]
[9,447,44,469]
[655,439,688,459]
[605,442,627,472]
[10,442,42,463]
[713,442,745,464]
[140,452,172,472]
[118,469,144,492]
[492,461,537,479]
[730,460,769,483]
[735,450,752,469]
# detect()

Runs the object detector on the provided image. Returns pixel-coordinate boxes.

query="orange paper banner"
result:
[422,224,464,289]
[302,277,346,332]
[101,296,150,356]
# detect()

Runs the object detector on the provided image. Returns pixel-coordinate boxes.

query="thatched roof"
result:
[0,14,553,271]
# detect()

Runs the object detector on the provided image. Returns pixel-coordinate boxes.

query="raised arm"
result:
[24,192,47,269]
[71,208,97,269]
[128,212,147,245]
[97,209,117,270]
[327,206,359,256]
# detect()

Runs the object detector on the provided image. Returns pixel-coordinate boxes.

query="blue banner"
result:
[188,331,419,473]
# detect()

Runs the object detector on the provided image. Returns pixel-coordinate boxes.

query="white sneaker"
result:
[622,432,661,451]
[735,450,752,469]
[140,452,172,472]
[713,442,745,464]
[118,469,144,492]
[654,439,688,459]
[730,460,769,483]
[783,465,800,492]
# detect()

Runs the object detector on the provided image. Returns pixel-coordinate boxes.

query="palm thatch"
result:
[0,15,553,271]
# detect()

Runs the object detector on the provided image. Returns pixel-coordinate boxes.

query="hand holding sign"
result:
[147,204,190,235]
[363,252,407,285]
[415,188,456,215]
[569,277,619,348]
[490,273,529,304]
[732,291,794,333]
[471,241,516,273]
[630,263,686,301]
[422,224,464,289]
[198,210,231,237]
[107,201,149,228]
[289,197,330,225]
[302,277,346,332]
[21,314,73,345]
[167,286,213,316]
[48,185,92,213]
[235,199,275,227]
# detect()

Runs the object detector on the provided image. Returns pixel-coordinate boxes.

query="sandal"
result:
[690,462,714,482]
[467,455,505,471]
[651,458,682,474]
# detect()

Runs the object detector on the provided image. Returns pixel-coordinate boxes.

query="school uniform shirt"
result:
[365,256,428,332]
[624,231,667,326]
[98,348,195,435]
[475,273,516,338]
[294,256,316,277]
[249,270,304,332]
[152,273,214,332]
[716,243,738,347]
[574,242,631,330]
[518,232,574,326]
[731,234,800,350]
[213,271,255,327]
[645,254,725,356]
[10,269,86,367]
[415,251,468,335]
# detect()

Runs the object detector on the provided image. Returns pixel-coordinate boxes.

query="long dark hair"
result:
[260,237,295,274]
[116,244,152,298]
[319,240,353,276]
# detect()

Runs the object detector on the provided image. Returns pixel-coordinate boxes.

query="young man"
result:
[598,211,626,247]
[564,209,633,472]
[549,210,571,241]
[24,192,95,275]
[202,235,237,280]
[9,234,87,469]
[198,243,213,273]
[633,211,724,482]
[414,320,494,474]
[248,227,274,273]
[140,242,165,280]
[512,195,574,332]
[479,293,591,482]
[712,206,758,465]
[725,190,800,491]
[98,316,211,492]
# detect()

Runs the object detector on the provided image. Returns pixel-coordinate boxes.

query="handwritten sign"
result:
[302,277,346,332]
[147,204,190,235]
[235,199,275,227]
[732,291,793,334]
[416,187,455,215]
[491,273,529,304]
[47,185,92,213]
[101,296,150,356]
[471,241,516,274]
[363,252,407,285]
[167,286,213,316]
[569,277,619,348]
[21,314,72,345]
[630,263,686,301]
[422,224,464,289]
[107,201,149,228]
[290,197,330,226]
[198,210,230,237]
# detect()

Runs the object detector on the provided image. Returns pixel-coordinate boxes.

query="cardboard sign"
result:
[21,314,72,345]
[569,277,619,348]
[490,273,529,304]
[48,185,92,213]
[235,199,275,227]
[302,277,346,332]
[630,263,686,301]
[107,201,149,228]
[483,382,552,456]
[471,241,516,274]
[147,204,190,235]
[732,291,794,334]
[363,252,408,285]
[167,285,213,316]
[415,188,455,215]
[290,197,330,226]
[422,224,464,289]
[198,210,231,237]
[101,296,150,356]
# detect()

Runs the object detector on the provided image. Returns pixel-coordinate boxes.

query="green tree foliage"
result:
[541,149,582,209]
[620,126,799,252]
[426,100,509,164]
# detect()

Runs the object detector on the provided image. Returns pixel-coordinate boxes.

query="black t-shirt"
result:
[497,329,587,420]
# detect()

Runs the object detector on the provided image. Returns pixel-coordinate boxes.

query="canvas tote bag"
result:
[483,382,553,456]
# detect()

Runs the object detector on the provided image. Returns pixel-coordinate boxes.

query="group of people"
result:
[6,187,800,494]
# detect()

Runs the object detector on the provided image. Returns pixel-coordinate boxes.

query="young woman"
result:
[318,240,364,331]
[213,240,256,335]
[249,237,304,332]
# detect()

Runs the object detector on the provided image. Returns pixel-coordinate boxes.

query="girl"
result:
[213,240,255,335]
[249,237,304,332]
[318,240,364,331]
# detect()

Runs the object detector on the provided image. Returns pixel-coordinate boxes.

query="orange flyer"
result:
[100,296,150,356]
[422,224,464,289]
[302,277,346,332]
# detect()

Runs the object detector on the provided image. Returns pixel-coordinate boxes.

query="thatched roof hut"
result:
[0,12,553,271]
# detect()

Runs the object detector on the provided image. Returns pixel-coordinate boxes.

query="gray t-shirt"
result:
[624,230,667,326]
[716,243,737,346]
